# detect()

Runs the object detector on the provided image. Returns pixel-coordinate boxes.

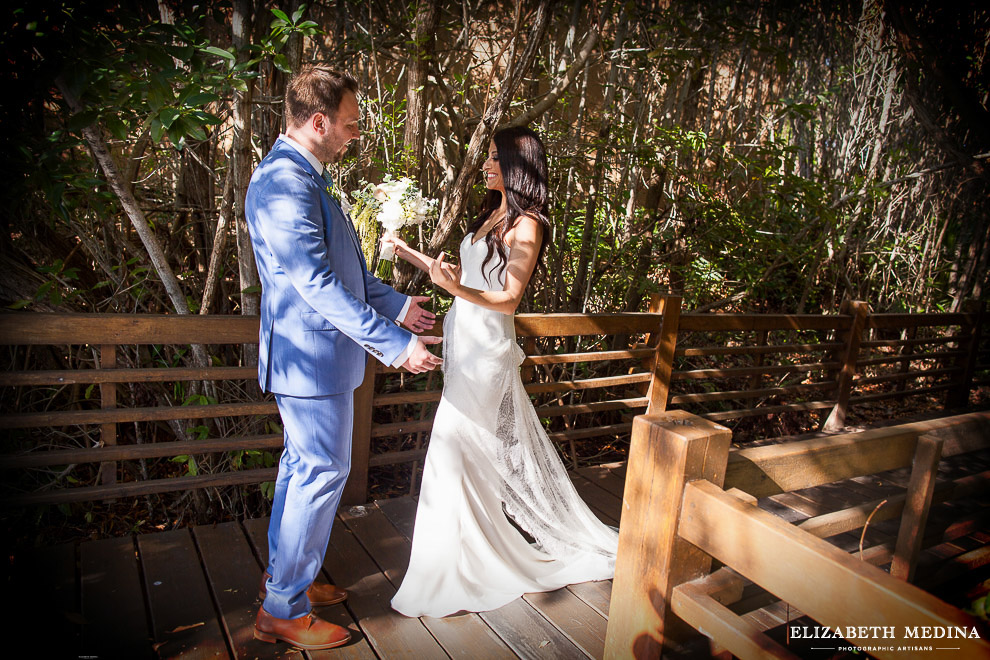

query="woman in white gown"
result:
[385,126,618,618]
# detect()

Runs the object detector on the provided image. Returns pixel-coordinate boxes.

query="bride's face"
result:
[481,141,504,192]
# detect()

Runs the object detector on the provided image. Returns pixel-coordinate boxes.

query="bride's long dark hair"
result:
[468,126,551,287]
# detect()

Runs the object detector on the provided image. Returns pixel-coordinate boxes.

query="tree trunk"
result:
[233,0,260,324]
[402,0,440,181]
[397,0,554,293]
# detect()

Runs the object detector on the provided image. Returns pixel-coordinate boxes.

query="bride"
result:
[384,126,618,618]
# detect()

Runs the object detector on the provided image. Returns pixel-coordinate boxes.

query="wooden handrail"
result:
[604,411,990,659]
[2,300,984,506]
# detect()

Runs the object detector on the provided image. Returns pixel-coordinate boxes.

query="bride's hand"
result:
[429,253,461,294]
[380,233,409,256]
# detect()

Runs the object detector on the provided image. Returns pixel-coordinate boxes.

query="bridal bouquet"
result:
[348,176,438,279]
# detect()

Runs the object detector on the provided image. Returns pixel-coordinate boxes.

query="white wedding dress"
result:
[390,233,619,618]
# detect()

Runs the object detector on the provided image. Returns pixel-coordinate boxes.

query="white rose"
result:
[378,199,405,232]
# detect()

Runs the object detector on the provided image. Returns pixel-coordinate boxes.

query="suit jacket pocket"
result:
[300,311,339,331]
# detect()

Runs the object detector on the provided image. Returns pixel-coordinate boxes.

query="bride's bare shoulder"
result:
[506,214,542,246]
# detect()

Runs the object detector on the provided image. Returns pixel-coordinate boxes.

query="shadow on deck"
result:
[11,450,990,659]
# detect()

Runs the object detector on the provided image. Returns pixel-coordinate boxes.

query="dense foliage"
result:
[3,0,987,318]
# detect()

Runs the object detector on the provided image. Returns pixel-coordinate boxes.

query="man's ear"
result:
[311,112,327,135]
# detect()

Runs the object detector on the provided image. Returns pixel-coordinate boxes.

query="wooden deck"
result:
[10,451,990,659]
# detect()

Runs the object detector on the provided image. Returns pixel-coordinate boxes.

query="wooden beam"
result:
[99,344,117,488]
[0,400,279,430]
[603,411,732,659]
[646,295,681,414]
[891,433,943,581]
[343,356,377,505]
[0,312,260,345]
[679,480,990,659]
[671,581,799,660]
[724,411,990,497]
[823,299,869,432]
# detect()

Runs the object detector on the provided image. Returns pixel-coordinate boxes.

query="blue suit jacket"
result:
[244,139,412,396]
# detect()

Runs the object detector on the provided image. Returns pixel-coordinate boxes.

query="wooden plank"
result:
[1,434,283,469]
[240,518,376,660]
[534,397,648,418]
[99,344,117,488]
[339,503,514,659]
[676,342,843,357]
[891,434,944,581]
[192,522,287,660]
[860,335,961,349]
[376,495,419,540]
[672,361,840,381]
[868,312,971,329]
[514,312,662,337]
[0,312,261,345]
[677,314,849,332]
[137,528,228,658]
[604,411,733,659]
[0,400,279,430]
[701,400,835,422]
[309,512,448,659]
[79,536,152,658]
[569,472,622,524]
[523,588,608,659]
[567,580,612,618]
[524,372,652,395]
[523,347,656,365]
[646,294,681,413]
[724,411,990,497]
[5,467,278,506]
[670,382,833,406]
[857,350,966,367]
[0,365,258,387]
[344,357,376,505]
[679,479,990,658]
[480,597,590,660]
[671,581,799,660]
[576,464,627,500]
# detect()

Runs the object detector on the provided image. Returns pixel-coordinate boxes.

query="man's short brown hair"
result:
[285,65,359,127]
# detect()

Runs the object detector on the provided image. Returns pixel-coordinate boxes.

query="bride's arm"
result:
[382,235,436,273]
[430,217,542,315]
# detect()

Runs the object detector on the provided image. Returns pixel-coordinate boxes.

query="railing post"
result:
[890,433,943,582]
[646,295,682,414]
[604,410,732,659]
[823,299,869,432]
[99,344,117,488]
[947,299,984,410]
[342,356,376,505]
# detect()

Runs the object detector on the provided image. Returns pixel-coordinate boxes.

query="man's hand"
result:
[400,335,443,374]
[400,295,436,333]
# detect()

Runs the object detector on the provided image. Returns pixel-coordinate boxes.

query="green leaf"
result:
[292,4,308,23]
[202,46,235,61]
[184,92,220,107]
[273,53,291,73]
[7,300,31,309]
[241,285,262,294]
[158,107,181,129]
[105,115,129,140]
[271,8,291,22]
[66,110,100,132]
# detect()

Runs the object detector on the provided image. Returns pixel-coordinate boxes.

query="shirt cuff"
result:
[390,334,419,368]
[395,296,412,324]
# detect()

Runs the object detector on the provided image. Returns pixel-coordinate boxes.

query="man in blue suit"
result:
[245,65,442,650]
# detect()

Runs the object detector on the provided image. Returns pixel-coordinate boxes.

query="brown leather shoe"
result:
[258,571,348,607]
[254,608,350,650]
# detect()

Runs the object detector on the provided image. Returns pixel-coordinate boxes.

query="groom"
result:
[244,65,442,650]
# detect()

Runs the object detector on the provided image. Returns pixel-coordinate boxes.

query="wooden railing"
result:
[604,410,990,659]
[0,299,985,506]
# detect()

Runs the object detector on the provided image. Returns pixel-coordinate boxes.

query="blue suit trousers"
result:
[263,390,353,619]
